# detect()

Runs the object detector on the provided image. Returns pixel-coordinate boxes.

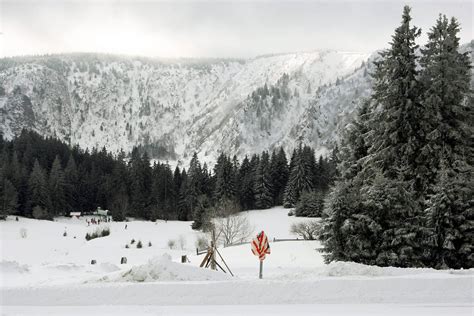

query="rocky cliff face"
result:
[0,51,374,164]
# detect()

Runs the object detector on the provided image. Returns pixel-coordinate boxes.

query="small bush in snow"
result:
[100,227,110,237]
[63,231,67,237]
[290,221,320,240]
[20,228,27,239]
[168,239,176,249]
[195,235,208,250]
[125,244,129,248]
[32,206,50,220]
[136,240,143,248]
[131,239,135,244]
[287,210,294,216]
[85,227,111,241]
[178,235,186,250]
[148,241,152,247]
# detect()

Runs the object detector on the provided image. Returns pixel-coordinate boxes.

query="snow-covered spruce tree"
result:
[319,180,360,263]
[270,147,289,205]
[152,162,176,219]
[238,156,256,210]
[187,152,204,215]
[129,148,152,219]
[0,167,18,218]
[64,155,79,211]
[368,6,425,191]
[360,169,428,267]
[321,6,434,267]
[254,151,273,209]
[337,100,372,181]
[357,6,432,266]
[294,190,324,217]
[191,194,211,230]
[28,159,51,219]
[48,156,67,216]
[418,16,473,268]
[214,153,236,202]
[283,146,313,208]
[427,159,474,269]
[319,99,375,263]
[108,151,129,221]
[177,170,190,221]
[419,15,473,197]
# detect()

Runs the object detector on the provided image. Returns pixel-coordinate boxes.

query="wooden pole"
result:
[215,248,234,277]
[259,260,263,279]
[210,241,216,270]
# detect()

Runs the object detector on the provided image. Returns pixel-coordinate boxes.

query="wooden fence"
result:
[196,237,314,255]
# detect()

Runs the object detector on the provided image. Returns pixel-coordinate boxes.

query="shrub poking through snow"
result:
[101,227,110,237]
[148,241,152,247]
[125,244,129,248]
[131,239,135,244]
[137,240,142,248]
[85,227,111,241]
[63,231,67,237]
[19,228,27,239]
[195,235,208,250]
[168,239,176,249]
[178,235,186,250]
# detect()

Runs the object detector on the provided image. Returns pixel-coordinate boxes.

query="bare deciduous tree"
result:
[206,199,254,247]
[290,221,320,240]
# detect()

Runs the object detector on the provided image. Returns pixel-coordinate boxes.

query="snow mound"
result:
[105,254,230,282]
[95,262,121,273]
[0,260,30,274]
[46,263,82,272]
[45,262,120,273]
[322,261,474,277]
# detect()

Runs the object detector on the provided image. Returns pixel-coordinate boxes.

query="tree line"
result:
[0,130,336,223]
[320,6,473,269]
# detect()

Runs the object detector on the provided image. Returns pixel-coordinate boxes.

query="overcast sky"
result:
[0,0,472,58]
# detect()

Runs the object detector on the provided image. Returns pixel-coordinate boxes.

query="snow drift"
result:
[101,255,230,283]
[0,260,30,274]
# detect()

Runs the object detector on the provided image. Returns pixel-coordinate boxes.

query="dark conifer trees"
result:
[284,146,313,207]
[270,147,289,205]
[0,167,18,217]
[49,156,67,216]
[254,151,273,209]
[28,159,50,219]
[320,6,472,268]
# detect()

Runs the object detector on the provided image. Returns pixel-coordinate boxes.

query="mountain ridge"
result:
[0,49,376,165]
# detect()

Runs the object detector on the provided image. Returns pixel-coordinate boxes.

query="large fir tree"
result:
[254,151,273,209]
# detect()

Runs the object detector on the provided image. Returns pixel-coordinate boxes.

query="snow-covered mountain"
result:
[0,50,374,164]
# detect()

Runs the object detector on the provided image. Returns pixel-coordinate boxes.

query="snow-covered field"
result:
[1,207,472,315]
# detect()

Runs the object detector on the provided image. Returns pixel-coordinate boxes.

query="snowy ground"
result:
[1,207,473,315]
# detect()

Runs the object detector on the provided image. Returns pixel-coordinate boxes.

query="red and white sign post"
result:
[251,231,271,279]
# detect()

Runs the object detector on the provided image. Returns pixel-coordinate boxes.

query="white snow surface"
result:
[1,207,472,315]
[100,254,230,283]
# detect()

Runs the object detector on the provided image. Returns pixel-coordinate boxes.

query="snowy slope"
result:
[0,51,371,164]
[0,208,472,316]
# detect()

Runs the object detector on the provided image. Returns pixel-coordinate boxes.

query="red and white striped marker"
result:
[251,231,271,279]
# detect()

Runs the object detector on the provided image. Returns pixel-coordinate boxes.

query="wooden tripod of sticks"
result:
[199,241,234,277]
